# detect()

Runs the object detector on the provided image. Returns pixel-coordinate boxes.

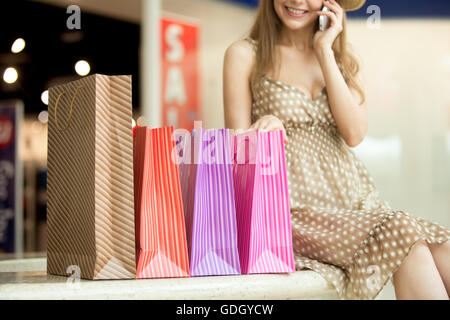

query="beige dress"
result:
[245,37,450,300]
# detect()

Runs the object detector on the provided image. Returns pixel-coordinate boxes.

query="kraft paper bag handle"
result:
[53,85,84,131]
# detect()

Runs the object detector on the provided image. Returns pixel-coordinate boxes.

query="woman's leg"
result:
[428,240,450,295]
[392,240,449,300]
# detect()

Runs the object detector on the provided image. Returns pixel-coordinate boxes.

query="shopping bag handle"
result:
[53,85,84,131]
[233,135,251,165]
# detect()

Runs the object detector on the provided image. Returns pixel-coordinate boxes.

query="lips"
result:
[285,6,309,17]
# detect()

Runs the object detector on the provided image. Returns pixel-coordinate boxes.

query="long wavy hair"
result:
[247,0,365,105]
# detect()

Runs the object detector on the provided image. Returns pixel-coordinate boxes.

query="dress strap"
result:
[244,37,258,53]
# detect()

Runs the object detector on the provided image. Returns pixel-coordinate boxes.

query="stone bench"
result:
[0,254,338,300]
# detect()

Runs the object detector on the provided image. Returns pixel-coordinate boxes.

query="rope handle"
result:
[53,85,84,131]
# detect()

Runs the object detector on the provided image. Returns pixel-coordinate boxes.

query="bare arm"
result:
[315,0,368,148]
[223,40,289,143]
[316,47,368,147]
[223,40,254,131]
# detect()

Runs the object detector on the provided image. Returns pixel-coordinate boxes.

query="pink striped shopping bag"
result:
[176,128,241,276]
[231,129,295,274]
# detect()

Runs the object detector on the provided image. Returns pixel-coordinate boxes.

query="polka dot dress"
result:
[244,37,450,300]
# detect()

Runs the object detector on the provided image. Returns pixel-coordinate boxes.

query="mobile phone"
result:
[319,1,331,31]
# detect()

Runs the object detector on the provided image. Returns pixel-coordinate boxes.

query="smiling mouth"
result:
[285,6,309,15]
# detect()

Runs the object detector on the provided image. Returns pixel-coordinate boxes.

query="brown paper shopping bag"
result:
[47,74,136,279]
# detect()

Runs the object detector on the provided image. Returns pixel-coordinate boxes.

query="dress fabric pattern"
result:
[244,37,450,299]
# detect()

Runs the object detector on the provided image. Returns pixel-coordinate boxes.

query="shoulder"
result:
[224,38,256,65]
[223,38,257,80]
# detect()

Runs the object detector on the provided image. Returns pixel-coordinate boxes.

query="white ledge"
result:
[0,257,338,300]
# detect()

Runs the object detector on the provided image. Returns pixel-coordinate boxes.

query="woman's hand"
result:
[313,0,344,55]
[249,115,289,144]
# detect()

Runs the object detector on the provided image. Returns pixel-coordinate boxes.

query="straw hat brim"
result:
[340,0,366,12]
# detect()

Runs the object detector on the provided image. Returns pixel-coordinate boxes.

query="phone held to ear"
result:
[319,1,331,31]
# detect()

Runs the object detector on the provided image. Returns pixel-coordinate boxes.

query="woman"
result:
[223,0,450,300]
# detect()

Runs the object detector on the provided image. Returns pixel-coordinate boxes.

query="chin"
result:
[279,17,316,33]
[283,19,313,31]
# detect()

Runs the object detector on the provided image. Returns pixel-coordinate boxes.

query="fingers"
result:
[259,123,289,144]
[317,10,339,29]
[320,0,343,22]
[257,121,283,132]
[258,125,289,144]
[324,0,343,14]
[282,129,289,144]
[232,128,248,135]
[249,120,260,130]
[252,118,268,130]
[249,116,289,144]
[262,121,283,131]
[251,115,274,130]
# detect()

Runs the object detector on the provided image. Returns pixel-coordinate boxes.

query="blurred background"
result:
[0,0,449,254]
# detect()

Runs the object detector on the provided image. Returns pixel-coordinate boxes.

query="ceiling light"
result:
[75,60,90,76]
[3,67,18,84]
[38,111,49,123]
[41,90,49,105]
[11,38,26,53]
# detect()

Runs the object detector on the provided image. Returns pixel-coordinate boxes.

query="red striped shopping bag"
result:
[133,126,190,278]
[231,129,295,274]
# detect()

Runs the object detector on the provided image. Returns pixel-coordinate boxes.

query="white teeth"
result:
[286,7,307,15]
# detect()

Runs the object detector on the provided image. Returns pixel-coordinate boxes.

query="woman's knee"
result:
[429,239,450,254]
[407,240,432,261]
[394,240,432,280]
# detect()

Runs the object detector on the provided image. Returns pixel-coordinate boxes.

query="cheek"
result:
[309,0,324,11]
[273,1,285,16]
[310,0,323,6]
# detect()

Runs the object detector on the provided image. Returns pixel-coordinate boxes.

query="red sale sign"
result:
[161,17,200,130]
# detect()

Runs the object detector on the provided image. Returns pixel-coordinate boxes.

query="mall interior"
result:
[0,0,449,300]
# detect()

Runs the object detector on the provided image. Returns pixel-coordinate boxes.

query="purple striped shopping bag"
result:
[176,128,241,276]
[231,129,295,274]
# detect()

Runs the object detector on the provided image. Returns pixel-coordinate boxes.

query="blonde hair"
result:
[247,0,365,105]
